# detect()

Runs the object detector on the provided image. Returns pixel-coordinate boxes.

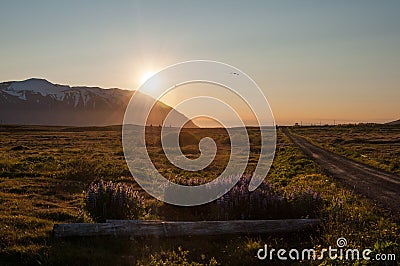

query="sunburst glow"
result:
[140,71,156,85]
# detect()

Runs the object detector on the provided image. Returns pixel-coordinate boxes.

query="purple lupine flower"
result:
[83,179,144,222]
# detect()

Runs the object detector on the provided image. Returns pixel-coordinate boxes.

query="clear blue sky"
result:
[0,1,399,124]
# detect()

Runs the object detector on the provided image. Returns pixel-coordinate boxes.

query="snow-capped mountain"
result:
[0,78,197,127]
[0,78,131,107]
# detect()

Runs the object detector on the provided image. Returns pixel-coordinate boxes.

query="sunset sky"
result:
[0,1,399,125]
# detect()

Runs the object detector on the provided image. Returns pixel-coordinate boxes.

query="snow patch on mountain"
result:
[4,78,65,101]
[1,78,132,108]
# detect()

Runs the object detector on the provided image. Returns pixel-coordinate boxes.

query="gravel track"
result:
[282,127,400,216]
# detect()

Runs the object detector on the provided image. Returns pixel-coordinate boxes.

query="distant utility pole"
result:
[333,120,336,126]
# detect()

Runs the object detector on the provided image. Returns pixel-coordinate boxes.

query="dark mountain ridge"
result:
[386,119,400,125]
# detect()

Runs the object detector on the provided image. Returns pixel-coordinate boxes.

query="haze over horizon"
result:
[1,1,399,125]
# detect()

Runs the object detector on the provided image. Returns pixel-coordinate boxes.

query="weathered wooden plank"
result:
[53,219,319,237]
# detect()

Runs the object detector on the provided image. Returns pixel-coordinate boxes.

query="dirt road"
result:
[282,127,400,215]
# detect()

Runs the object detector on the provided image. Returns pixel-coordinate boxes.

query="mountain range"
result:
[386,119,400,125]
[0,78,197,127]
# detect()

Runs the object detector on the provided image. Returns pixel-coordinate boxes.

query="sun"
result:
[140,71,156,85]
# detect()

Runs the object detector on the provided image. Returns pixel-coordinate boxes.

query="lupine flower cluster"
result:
[214,176,281,220]
[162,175,323,220]
[213,176,323,219]
[282,185,323,218]
[83,179,144,222]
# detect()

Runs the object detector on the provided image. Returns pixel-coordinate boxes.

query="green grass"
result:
[0,125,398,265]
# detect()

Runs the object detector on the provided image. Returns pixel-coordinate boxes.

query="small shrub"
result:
[63,158,100,180]
[83,179,144,222]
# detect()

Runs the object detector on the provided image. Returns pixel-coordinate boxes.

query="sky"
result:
[0,1,399,125]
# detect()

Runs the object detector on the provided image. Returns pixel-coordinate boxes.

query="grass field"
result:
[0,125,398,265]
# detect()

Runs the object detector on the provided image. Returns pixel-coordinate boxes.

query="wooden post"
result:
[53,219,320,237]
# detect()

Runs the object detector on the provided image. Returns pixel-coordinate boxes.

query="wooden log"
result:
[53,219,319,237]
